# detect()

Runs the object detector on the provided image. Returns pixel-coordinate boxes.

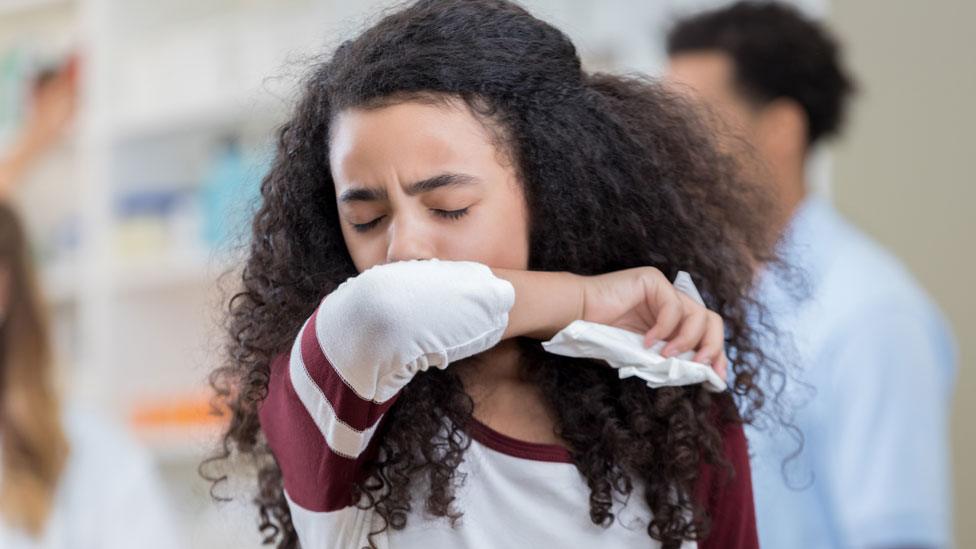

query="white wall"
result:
[829,1,976,544]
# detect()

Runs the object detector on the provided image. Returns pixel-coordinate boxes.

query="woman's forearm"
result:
[493,269,584,341]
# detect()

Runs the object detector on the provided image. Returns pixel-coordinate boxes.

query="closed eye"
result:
[351,216,385,233]
[350,207,469,233]
[432,207,469,220]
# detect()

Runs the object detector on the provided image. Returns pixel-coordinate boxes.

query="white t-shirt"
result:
[285,419,682,549]
[259,260,756,548]
[0,406,183,549]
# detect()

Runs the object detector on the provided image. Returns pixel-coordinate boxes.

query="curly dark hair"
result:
[667,0,857,145]
[206,1,787,547]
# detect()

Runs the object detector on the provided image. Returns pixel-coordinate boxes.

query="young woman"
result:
[209,1,782,547]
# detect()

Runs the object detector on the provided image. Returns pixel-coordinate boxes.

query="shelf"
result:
[135,423,225,464]
[108,6,309,145]
[42,251,237,305]
[130,390,229,464]
[0,0,70,16]
[113,95,289,144]
[113,251,232,295]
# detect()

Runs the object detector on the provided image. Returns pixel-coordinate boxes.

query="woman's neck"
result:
[457,339,523,384]
[456,340,565,446]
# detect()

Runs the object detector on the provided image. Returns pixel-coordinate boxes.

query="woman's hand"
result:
[580,267,728,378]
[497,266,728,379]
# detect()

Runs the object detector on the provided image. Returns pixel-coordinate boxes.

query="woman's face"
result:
[329,99,530,273]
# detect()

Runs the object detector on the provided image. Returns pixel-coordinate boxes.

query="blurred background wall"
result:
[0,0,969,546]
[828,2,976,545]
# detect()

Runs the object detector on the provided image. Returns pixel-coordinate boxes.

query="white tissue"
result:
[541,271,727,393]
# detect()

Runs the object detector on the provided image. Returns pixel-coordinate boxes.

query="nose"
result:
[385,214,436,263]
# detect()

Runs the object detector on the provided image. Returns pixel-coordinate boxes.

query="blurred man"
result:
[666,3,956,548]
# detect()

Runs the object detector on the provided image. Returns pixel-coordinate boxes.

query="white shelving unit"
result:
[69,2,320,545]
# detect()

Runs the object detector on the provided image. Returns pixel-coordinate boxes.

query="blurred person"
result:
[0,57,77,200]
[0,59,182,549]
[666,2,957,548]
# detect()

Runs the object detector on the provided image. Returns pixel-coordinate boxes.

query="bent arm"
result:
[261,259,520,514]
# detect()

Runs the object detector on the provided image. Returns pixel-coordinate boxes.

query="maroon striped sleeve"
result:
[695,418,759,549]
[299,308,398,431]
[259,351,388,512]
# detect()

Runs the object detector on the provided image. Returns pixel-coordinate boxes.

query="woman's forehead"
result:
[330,101,504,192]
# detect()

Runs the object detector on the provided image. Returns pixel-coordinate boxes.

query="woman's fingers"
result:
[714,352,729,381]
[615,267,728,379]
[661,292,709,357]
[656,276,729,379]
[642,270,684,347]
[692,311,725,363]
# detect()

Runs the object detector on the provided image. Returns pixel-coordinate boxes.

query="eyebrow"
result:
[338,173,480,203]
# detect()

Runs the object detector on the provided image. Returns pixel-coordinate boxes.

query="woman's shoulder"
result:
[693,406,758,549]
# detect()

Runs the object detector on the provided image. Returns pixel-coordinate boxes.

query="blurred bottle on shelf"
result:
[112,134,268,262]
[114,186,200,259]
[199,134,265,251]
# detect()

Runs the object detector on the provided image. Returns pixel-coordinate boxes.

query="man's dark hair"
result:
[667,1,856,145]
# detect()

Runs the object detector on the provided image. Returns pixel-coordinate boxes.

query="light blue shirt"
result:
[747,196,957,549]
